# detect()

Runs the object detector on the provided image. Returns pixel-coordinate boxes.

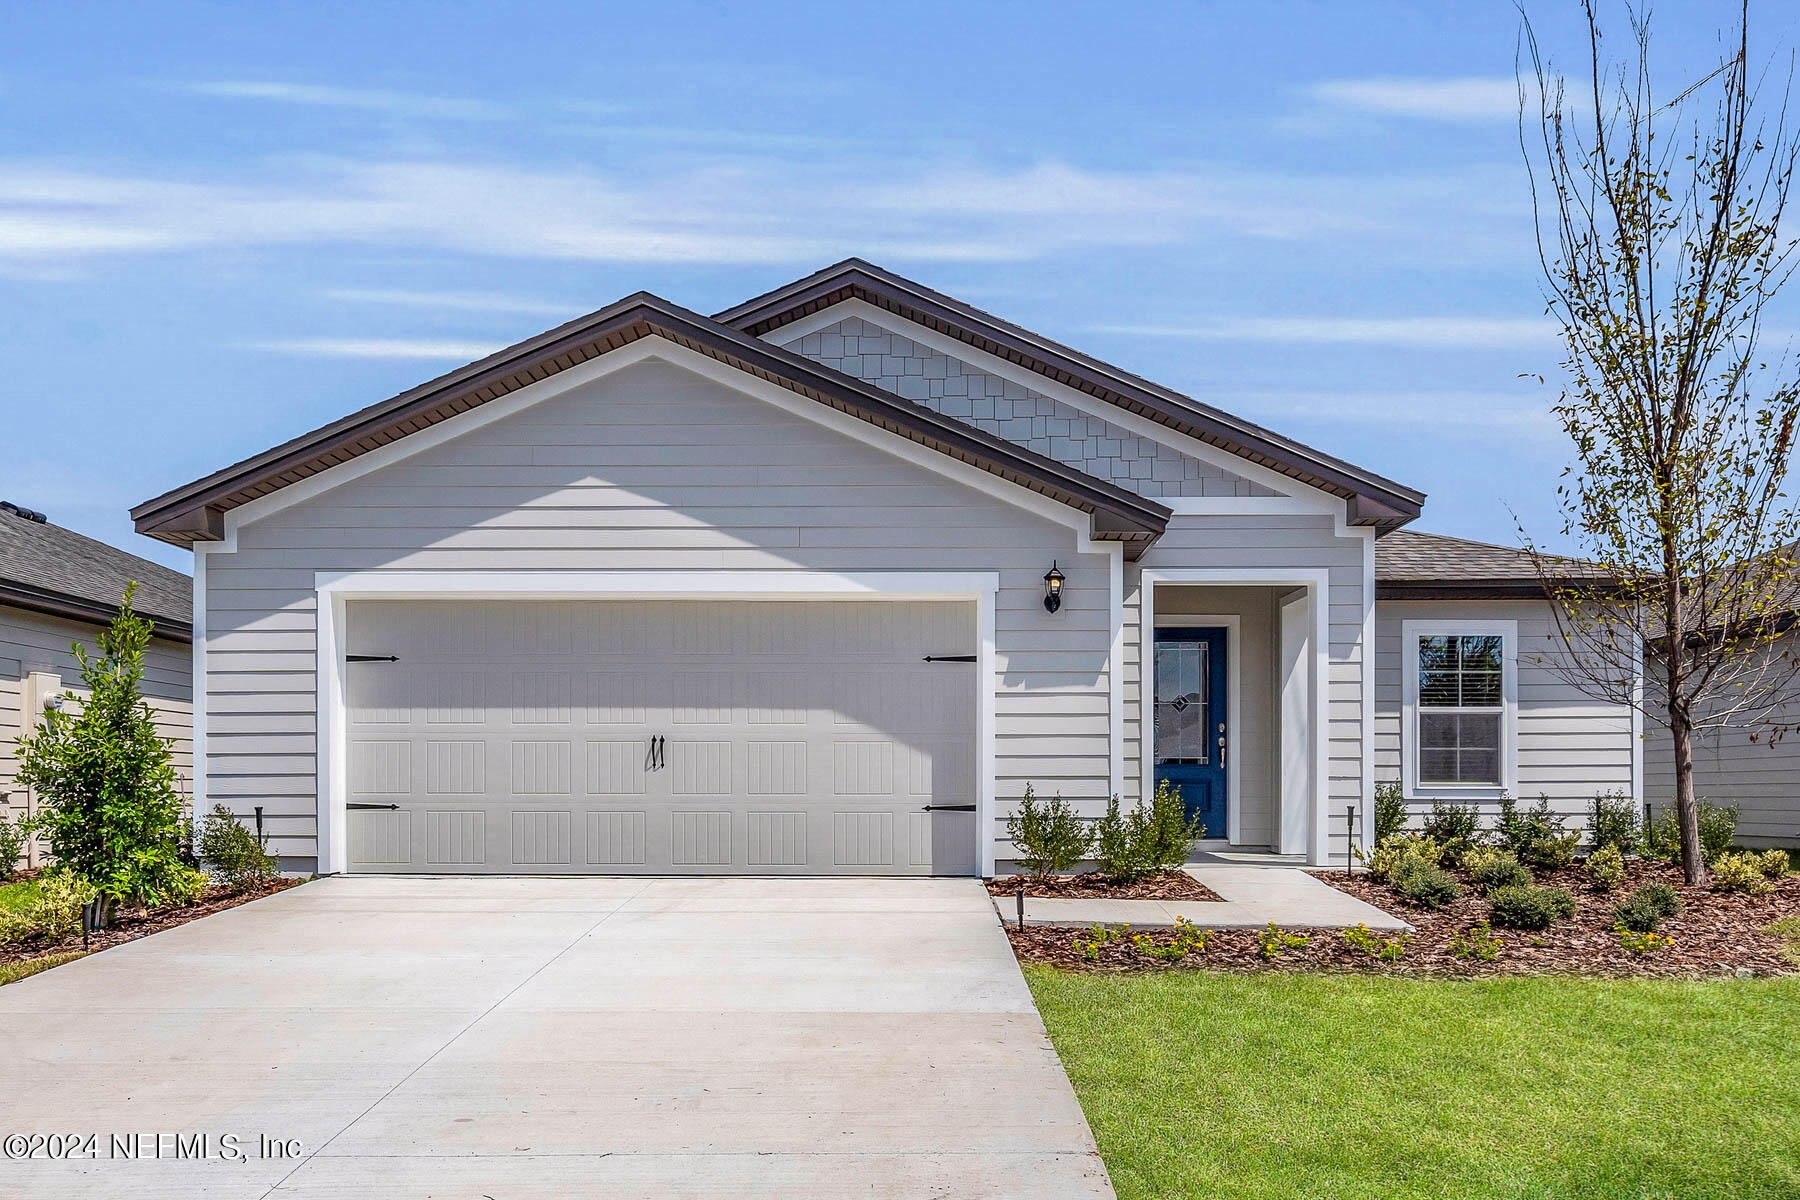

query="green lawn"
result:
[1026,967,1800,1200]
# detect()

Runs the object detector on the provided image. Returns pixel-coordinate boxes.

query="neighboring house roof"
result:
[1376,530,1603,599]
[131,292,1172,557]
[0,502,192,640]
[716,259,1425,530]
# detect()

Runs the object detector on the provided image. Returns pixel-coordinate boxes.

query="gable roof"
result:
[715,259,1425,530]
[1376,530,1603,599]
[132,293,1170,557]
[0,504,191,639]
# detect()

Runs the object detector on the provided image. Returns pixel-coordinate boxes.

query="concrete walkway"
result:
[1,876,1113,1199]
[993,865,1410,931]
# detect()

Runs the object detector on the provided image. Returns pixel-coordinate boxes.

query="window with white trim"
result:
[1416,633,1503,785]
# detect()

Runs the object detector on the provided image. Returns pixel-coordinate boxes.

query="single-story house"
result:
[1,501,193,865]
[130,260,1636,876]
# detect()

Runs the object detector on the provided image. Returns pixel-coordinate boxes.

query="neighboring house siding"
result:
[201,355,1115,869]
[783,315,1274,500]
[1642,628,1800,846]
[0,606,192,855]
[1123,515,1372,860]
[1375,598,1634,830]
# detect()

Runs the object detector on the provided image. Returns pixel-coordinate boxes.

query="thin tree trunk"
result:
[1667,703,1706,885]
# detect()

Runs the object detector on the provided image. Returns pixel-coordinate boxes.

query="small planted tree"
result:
[1519,1,1800,883]
[1004,784,1091,879]
[15,583,187,919]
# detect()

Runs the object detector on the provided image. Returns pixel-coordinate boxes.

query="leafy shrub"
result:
[1616,925,1672,955]
[1464,847,1533,893]
[1390,857,1464,909]
[1092,782,1204,882]
[1497,794,1580,871]
[199,804,278,891]
[0,812,25,881]
[1448,921,1503,961]
[1584,844,1626,892]
[1005,785,1091,879]
[154,865,209,909]
[1342,922,1409,961]
[1422,800,1483,865]
[13,585,189,911]
[1710,852,1775,895]
[1588,791,1640,854]
[1611,883,1680,932]
[1488,884,1577,930]
[1359,834,1443,883]
[1644,801,1739,866]
[1751,849,1792,880]
[1373,781,1408,841]
[1256,923,1309,959]
[0,871,98,944]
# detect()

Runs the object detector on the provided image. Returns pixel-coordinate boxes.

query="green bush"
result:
[1391,857,1464,909]
[1464,846,1533,893]
[1588,791,1640,854]
[1359,834,1443,883]
[1497,794,1580,871]
[0,813,25,882]
[1373,781,1408,841]
[1488,884,1577,930]
[1751,849,1792,880]
[1710,852,1775,895]
[0,871,98,945]
[1611,883,1681,932]
[199,804,277,890]
[154,864,209,909]
[1005,784,1091,879]
[1422,800,1483,865]
[14,585,188,911]
[1092,782,1204,882]
[1644,801,1738,866]
[1585,844,1627,892]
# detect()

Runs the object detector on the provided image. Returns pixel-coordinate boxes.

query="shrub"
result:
[1359,834,1443,883]
[1488,884,1577,930]
[1588,791,1640,855]
[1373,781,1408,841]
[1092,782,1204,882]
[1005,785,1091,879]
[1710,851,1775,895]
[1071,923,1128,961]
[1496,794,1581,871]
[1391,857,1464,909]
[0,812,25,882]
[199,804,277,890]
[1256,923,1309,959]
[1616,924,1673,955]
[1422,800,1483,865]
[1751,849,1792,880]
[1448,921,1503,961]
[1342,922,1409,961]
[1133,916,1211,962]
[1644,801,1739,866]
[1611,883,1681,932]
[154,864,209,909]
[0,871,99,945]
[1464,847,1533,893]
[14,585,187,913]
[1584,844,1627,892]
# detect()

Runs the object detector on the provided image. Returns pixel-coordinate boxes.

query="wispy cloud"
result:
[1310,76,1521,121]
[249,337,503,360]
[1231,389,1559,436]
[1093,315,1557,350]
[176,81,505,121]
[320,287,579,317]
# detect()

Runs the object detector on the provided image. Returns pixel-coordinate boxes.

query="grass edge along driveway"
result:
[1025,967,1800,1200]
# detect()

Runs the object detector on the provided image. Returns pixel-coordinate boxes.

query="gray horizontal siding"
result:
[203,354,1114,866]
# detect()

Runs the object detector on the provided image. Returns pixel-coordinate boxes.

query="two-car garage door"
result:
[342,599,979,875]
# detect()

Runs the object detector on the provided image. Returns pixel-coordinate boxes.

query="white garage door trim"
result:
[315,570,1000,876]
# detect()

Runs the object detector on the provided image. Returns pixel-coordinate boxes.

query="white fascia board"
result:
[770,297,1347,514]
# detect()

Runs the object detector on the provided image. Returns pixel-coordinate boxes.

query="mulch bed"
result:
[986,871,1222,901]
[1007,858,1800,978]
[0,876,302,969]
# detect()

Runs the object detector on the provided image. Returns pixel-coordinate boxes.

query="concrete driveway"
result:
[1,876,1111,1199]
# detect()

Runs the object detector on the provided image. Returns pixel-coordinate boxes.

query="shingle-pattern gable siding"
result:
[785,316,1275,500]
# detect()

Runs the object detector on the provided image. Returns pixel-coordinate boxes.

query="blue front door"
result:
[1154,626,1228,839]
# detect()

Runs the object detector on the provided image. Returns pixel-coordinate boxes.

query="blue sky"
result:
[4,1,1791,571]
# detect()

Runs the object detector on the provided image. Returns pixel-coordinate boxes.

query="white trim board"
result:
[311,570,1001,877]
[1399,618,1521,802]
[1138,568,1333,864]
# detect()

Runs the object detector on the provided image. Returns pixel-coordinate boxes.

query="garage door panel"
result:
[344,598,978,875]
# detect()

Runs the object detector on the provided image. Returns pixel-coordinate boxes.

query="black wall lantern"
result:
[1042,561,1066,614]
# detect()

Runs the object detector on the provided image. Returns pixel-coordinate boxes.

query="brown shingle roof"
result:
[0,504,191,639]
[1376,530,1602,598]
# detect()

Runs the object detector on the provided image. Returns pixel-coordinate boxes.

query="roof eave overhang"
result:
[716,262,1426,530]
[1376,578,1620,600]
[133,297,1170,557]
[0,582,192,643]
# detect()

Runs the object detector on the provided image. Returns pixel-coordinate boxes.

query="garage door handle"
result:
[923,655,976,663]
[346,654,399,663]
[920,804,976,811]
[347,803,399,810]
